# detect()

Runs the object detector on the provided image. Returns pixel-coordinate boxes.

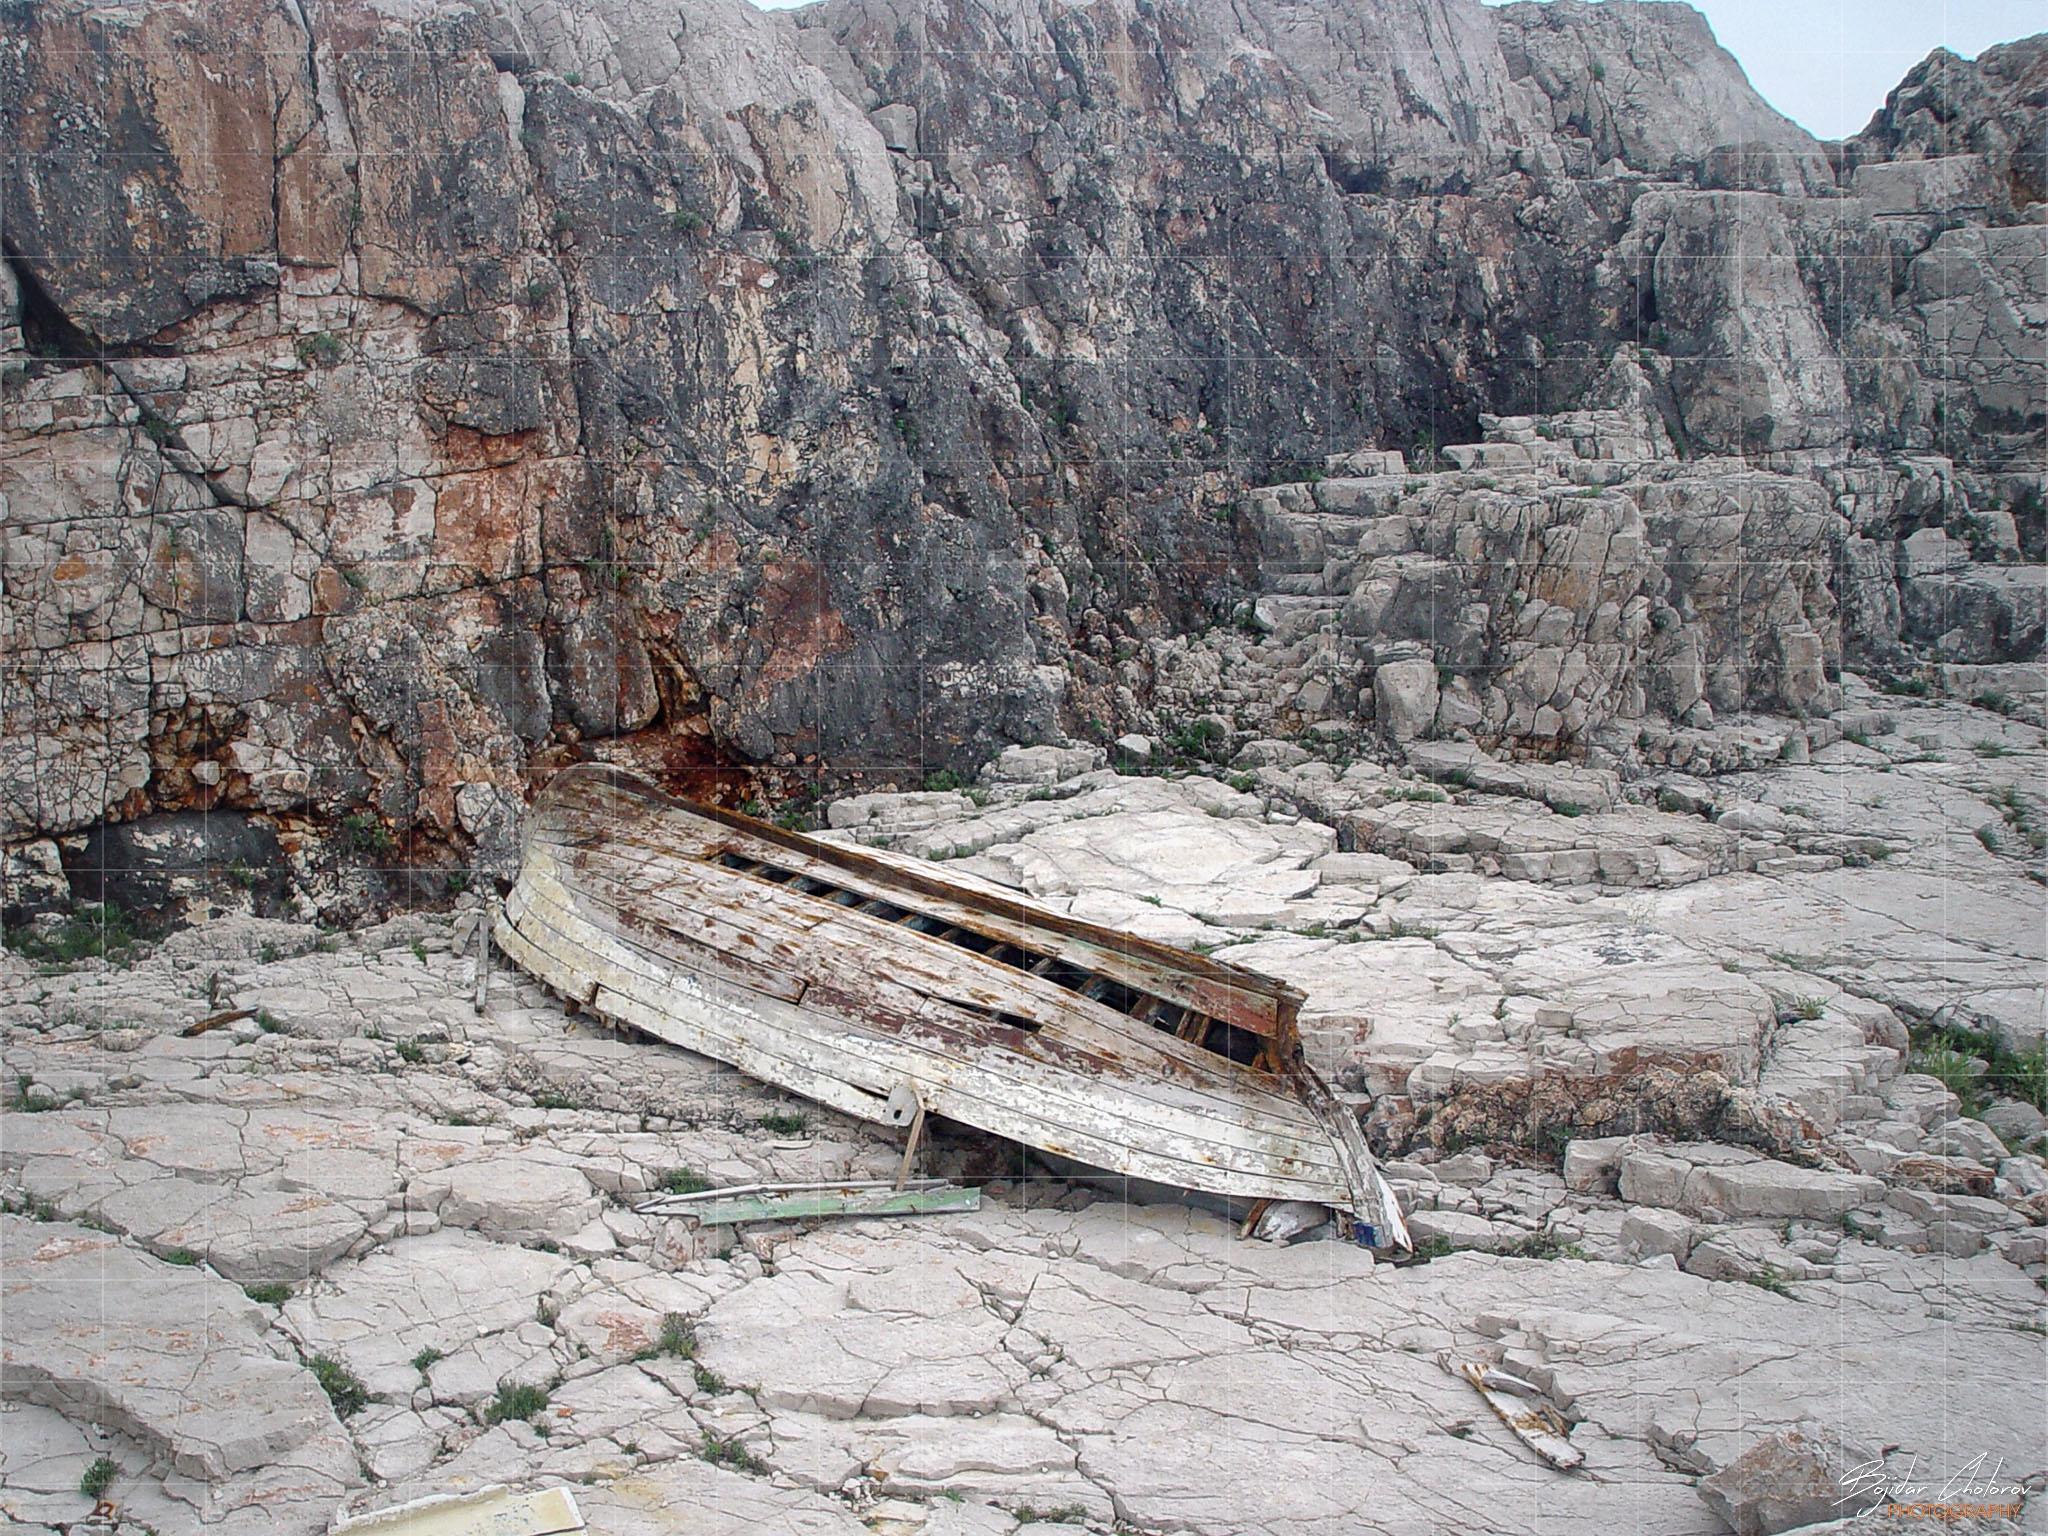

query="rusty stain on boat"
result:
[496,764,1410,1248]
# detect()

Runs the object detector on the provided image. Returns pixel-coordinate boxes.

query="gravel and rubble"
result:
[3,704,2044,1535]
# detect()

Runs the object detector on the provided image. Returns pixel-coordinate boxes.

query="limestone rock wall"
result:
[1,0,2042,876]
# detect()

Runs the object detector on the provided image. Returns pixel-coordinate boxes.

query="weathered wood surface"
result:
[640,1183,982,1226]
[497,764,1407,1241]
[1456,1361,1586,1472]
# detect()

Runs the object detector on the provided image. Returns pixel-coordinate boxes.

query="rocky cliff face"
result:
[1,0,2042,910]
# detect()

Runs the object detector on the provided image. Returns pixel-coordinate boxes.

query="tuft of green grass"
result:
[531,1087,588,1111]
[658,1312,697,1358]
[310,1353,369,1416]
[1501,1232,1591,1261]
[483,1381,551,1424]
[79,1456,118,1501]
[1012,1505,1089,1525]
[1972,739,2015,759]
[294,331,343,367]
[3,903,144,967]
[160,1248,200,1267]
[244,1281,292,1306]
[1911,1017,2044,1115]
[658,1166,712,1195]
[698,1431,768,1474]
[393,1038,425,1065]
[1976,825,2002,853]
[341,812,394,855]
[1989,786,2046,852]
[1745,1265,1798,1298]
[1357,919,1439,943]
[692,1362,725,1394]
[1786,996,1828,1021]
[757,1111,808,1136]
[1913,1044,1987,1112]
[412,1346,445,1375]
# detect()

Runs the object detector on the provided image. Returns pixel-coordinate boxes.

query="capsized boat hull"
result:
[495,764,1407,1245]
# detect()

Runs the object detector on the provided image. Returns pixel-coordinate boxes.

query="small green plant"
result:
[1552,801,1583,818]
[1976,825,2001,853]
[1787,996,1828,1021]
[3,903,144,966]
[1502,1232,1590,1261]
[657,1312,697,1358]
[244,1281,292,1306]
[161,1248,200,1267]
[551,210,573,234]
[523,277,551,307]
[894,411,920,448]
[412,1346,445,1375]
[310,1353,369,1416]
[658,1166,712,1195]
[1227,772,1257,794]
[1973,690,2014,716]
[483,1381,551,1424]
[1407,1235,1457,1263]
[342,812,394,855]
[256,1009,283,1033]
[671,207,706,235]
[1988,786,2047,852]
[692,1362,725,1393]
[1011,1506,1089,1526]
[1589,59,1607,82]
[923,767,967,793]
[79,1456,118,1501]
[563,70,583,86]
[393,1038,425,1065]
[1745,1265,1798,1298]
[1912,1044,1984,1111]
[1972,739,2014,759]
[295,331,343,367]
[757,1111,808,1136]
[1376,919,1439,941]
[698,1431,768,1474]
[532,1087,587,1111]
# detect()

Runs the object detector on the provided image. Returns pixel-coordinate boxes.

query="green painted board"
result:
[689,1185,982,1225]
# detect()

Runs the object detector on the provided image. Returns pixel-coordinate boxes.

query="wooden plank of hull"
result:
[542,835,1327,1123]
[500,850,1362,1205]
[535,765,1304,1042]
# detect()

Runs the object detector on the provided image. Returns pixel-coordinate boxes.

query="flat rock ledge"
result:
[2,700,2044,1534]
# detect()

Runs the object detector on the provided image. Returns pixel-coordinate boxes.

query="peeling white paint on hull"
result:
[496,765,1409,1247]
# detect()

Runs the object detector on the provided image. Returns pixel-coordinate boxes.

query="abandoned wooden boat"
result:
[495,763,1410,1247]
